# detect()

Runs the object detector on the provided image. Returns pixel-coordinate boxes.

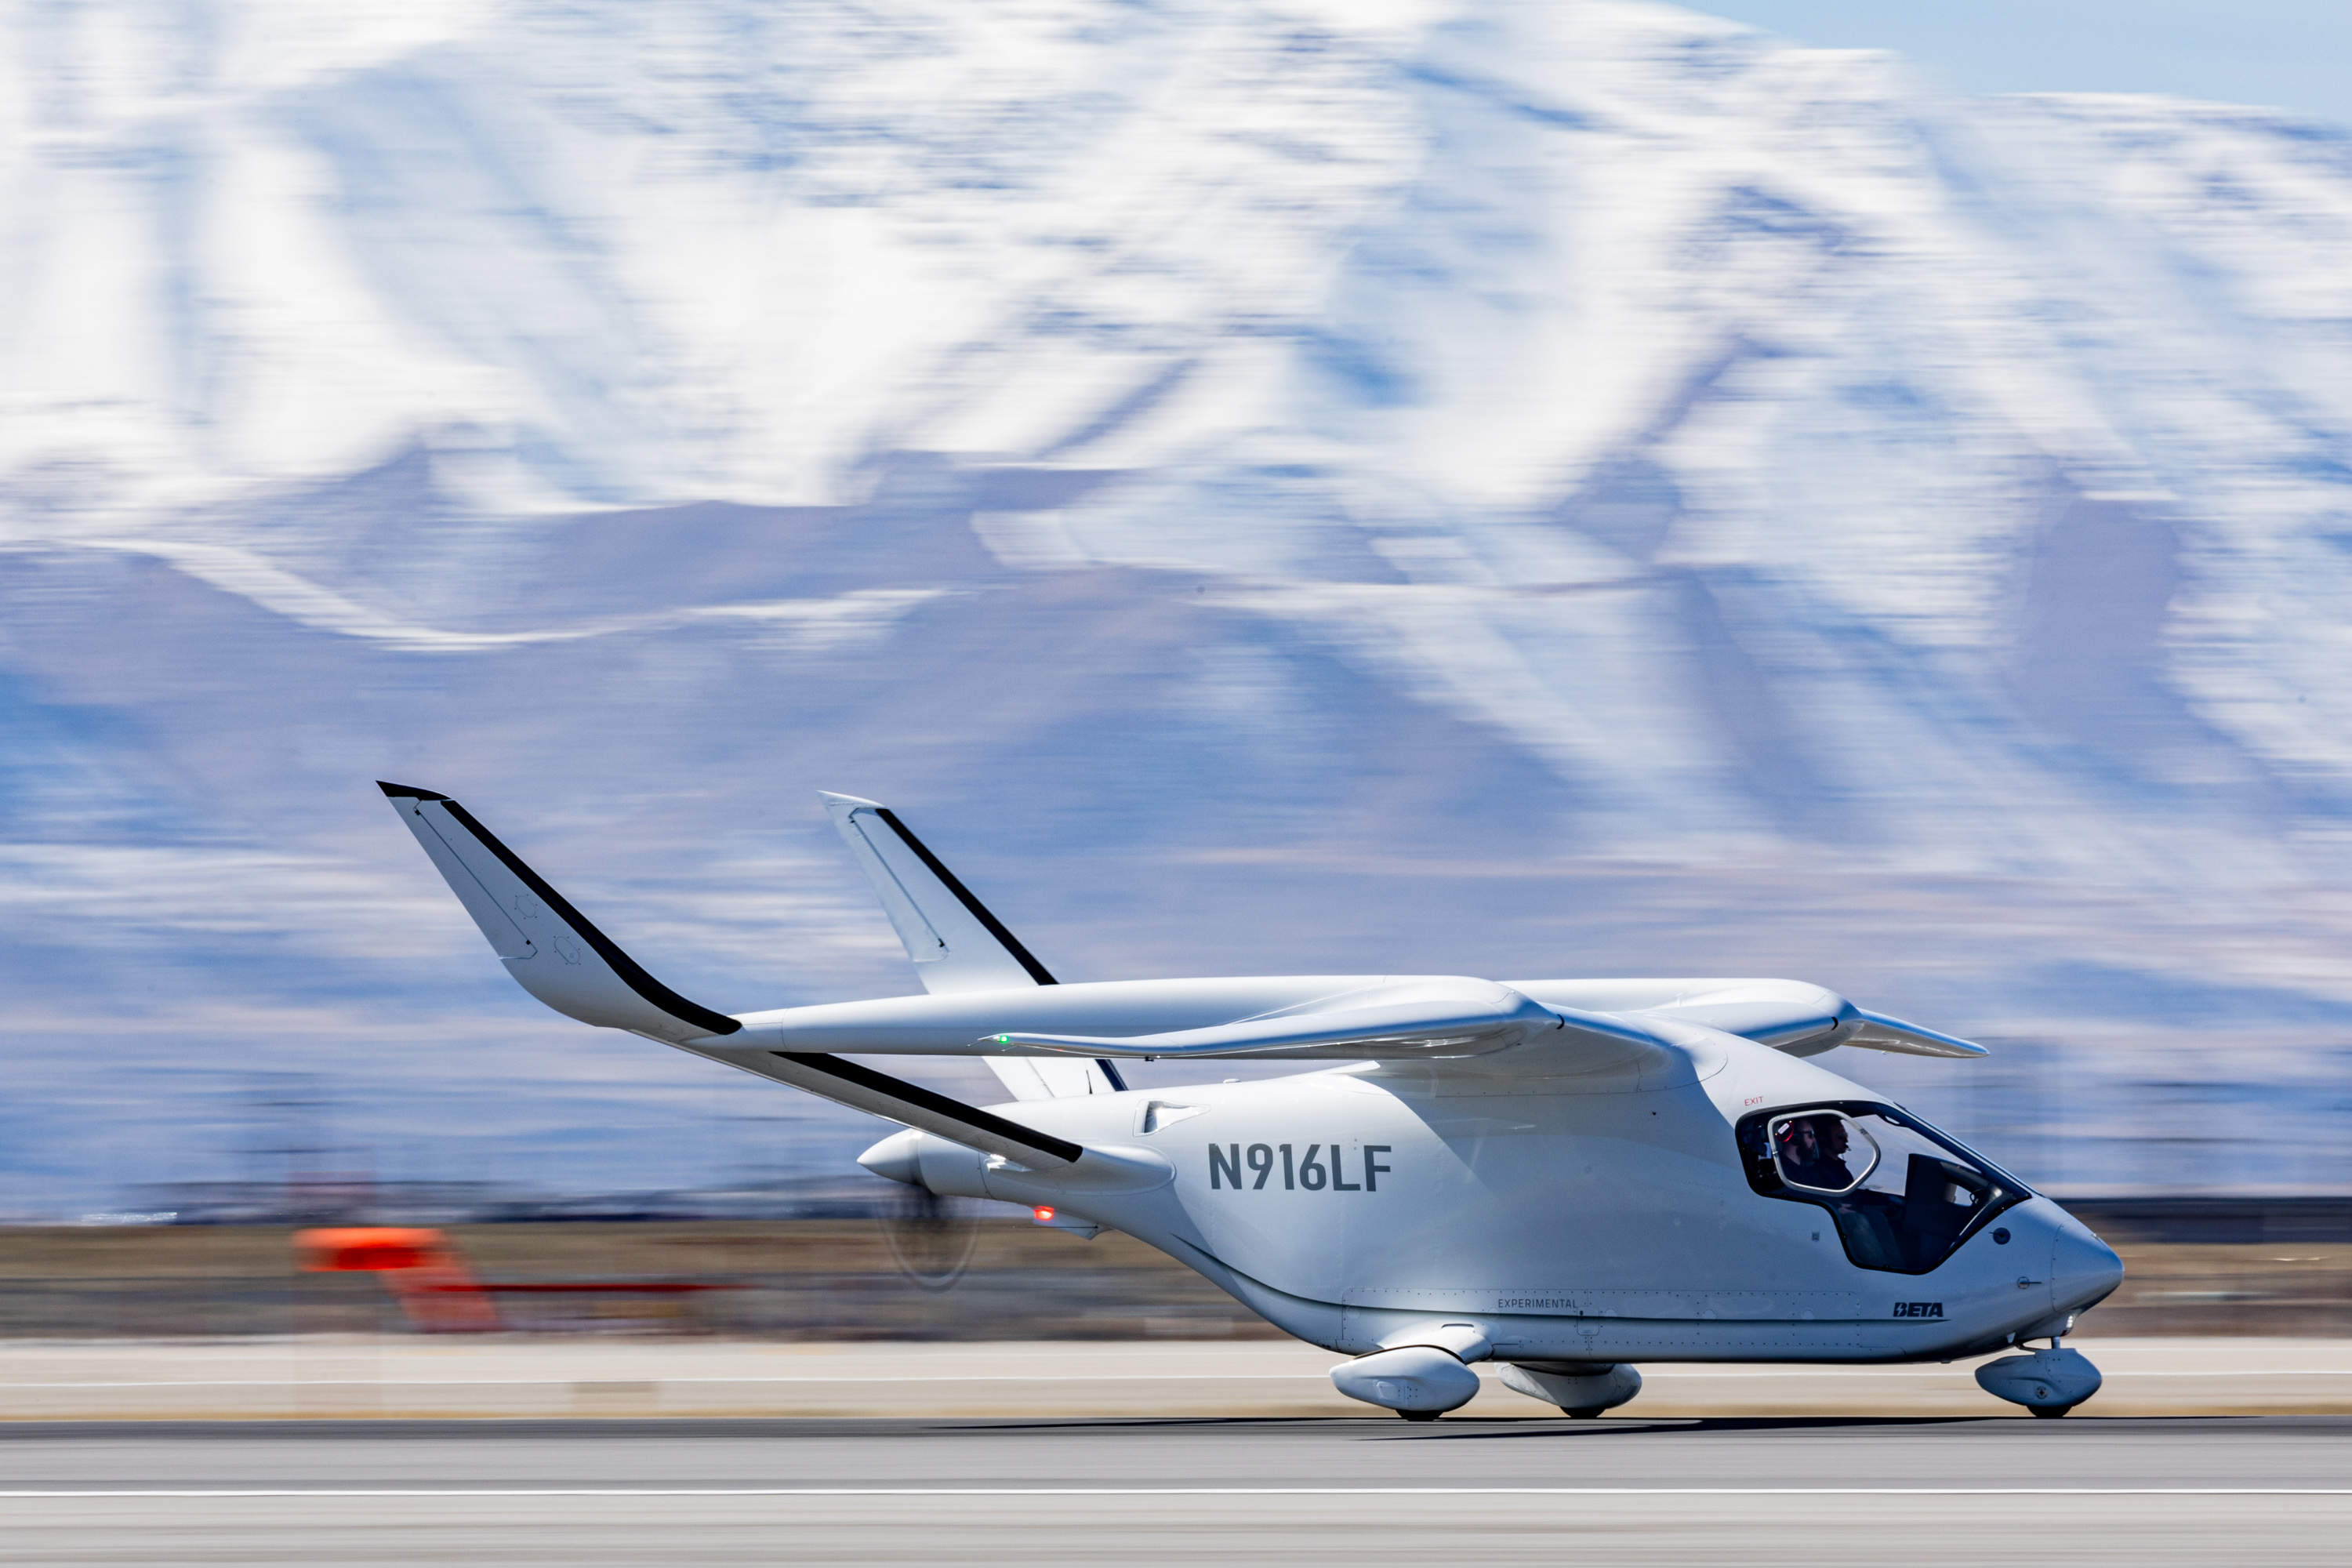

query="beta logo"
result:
[1892,1301,1945,1319]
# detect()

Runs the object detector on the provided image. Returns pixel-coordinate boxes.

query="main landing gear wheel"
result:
[1560,1406,1606,1418]
[2029,1404,2073,1418]
[1396,1410,1442,1422]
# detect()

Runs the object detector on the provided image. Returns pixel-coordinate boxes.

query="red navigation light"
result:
[1033,1206,1055,1223]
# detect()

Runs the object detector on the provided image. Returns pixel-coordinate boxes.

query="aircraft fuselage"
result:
[861,1021,2119,1365]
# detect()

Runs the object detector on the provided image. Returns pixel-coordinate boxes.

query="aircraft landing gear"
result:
[1974,1343,2102,1416]
[1333,1341,1483,1418]
[1494,1362,1643,1417]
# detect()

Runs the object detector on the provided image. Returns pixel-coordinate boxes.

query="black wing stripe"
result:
[387,783,742,1038]
[869,808,1057,986]
[776,1052,1084,1164]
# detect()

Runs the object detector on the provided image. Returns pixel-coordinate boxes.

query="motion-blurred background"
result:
[3,0,2350,1338]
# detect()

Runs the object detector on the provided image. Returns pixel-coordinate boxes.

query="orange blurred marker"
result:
[294,1226,502,1333]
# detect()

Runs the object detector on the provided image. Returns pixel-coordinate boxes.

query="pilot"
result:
[1778,1115,1857,1191]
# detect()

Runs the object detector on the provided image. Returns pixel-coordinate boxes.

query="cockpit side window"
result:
[1772,1112,1877,1194]
[1738,1102,2027,1275]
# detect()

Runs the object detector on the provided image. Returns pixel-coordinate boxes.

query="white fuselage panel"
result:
[891,1032,2114,1363]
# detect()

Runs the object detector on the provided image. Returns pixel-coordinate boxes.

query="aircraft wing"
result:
[382,781,1984,1170]
[985,979,1987,1067]
[818,792,1053,994]
[379,782,740,1047]
[1513,978,1990,1060]
[985,985,1599,1062]
[379,782,1095,1168]
[820,790,1127,1098]
[740,1051,1087,1169]
[1838,1008,1989,1058]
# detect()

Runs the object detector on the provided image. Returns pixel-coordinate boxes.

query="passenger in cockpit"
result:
[1778,1115,1857,1192]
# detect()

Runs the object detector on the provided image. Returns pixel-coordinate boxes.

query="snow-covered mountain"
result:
[5,0,2352,1207]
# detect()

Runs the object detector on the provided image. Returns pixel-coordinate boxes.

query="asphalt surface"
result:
[0,1417,2343,1564]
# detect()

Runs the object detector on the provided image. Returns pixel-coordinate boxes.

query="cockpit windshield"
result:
[1738,1103,2026,1274]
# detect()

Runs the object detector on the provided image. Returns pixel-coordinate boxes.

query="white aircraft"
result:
[380,782,2122,1419]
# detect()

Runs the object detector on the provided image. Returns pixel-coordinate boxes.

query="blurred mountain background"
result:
[5,0,2351,1214]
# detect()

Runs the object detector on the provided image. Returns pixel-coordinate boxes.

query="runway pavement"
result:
[0,1416,2344,1564]
[6,1336,2352,1419]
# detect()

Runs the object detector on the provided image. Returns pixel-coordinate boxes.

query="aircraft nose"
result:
[2049,1217,2124,1314]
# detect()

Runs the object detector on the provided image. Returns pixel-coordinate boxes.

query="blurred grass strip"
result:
[0,1221,2343,1340]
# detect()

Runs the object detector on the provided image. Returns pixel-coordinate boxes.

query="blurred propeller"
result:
[877,1186,980,1293]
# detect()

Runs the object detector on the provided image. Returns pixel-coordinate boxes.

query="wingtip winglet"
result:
[376,779,741,1040]
[816,789,882,811]
[1850,1008,1991,1058]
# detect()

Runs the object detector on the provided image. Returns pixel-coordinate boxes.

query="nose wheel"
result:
[1976,1345,2101,1416]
